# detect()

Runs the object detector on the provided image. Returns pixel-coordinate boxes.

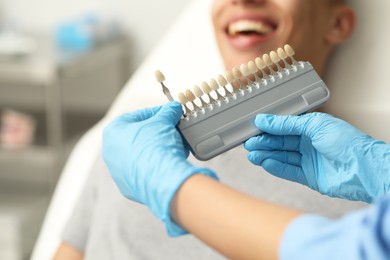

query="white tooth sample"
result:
[155,70,174,101]
[209,78,224,100]
[240,63,250,77]
[277,47,291,67]
[284,44,298,64]
[232,66,242,79]
[154,70,165,82]
[193,85,209,107]
[263,53,276,74]
[255,57,268,78]
[248,60,262,83]
[225,70,235,84]
[217,74,232,95]
[240,63,254,86]
[177,92,191,115]
[201,81,216,102]
[185,89,200,110]
[270,51,283,72]
[232,67,245,90]
[225,70,238,92]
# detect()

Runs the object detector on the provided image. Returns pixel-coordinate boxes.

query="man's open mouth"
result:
[227,20,276,37]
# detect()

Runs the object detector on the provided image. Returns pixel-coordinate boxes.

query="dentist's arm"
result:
[171,174,301,259]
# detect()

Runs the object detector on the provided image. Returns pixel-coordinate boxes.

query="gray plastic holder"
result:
[178,62,330,161]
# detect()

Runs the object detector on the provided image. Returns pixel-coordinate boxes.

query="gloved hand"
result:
[244,112,390,203]
[103,101,218,236]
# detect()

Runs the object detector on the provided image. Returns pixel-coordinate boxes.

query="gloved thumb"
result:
[155,101,183,125]
[254,113,328,137]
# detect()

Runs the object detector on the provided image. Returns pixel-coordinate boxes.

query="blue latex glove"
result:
[244,112,390,203]
[103,101,218,236]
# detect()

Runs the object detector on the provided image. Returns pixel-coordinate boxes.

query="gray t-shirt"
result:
[62,145,367,259]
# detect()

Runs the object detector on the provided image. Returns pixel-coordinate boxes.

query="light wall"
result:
[0,0,191,69]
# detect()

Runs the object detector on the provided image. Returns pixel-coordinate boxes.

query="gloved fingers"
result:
[260,158,308,186]
[244,134,300,152]
[247,150,301,167]
[254,113,333,138]
[155,101,184,125]
[119,106,163,123]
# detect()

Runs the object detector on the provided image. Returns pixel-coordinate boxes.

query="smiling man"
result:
[54,0,357,259]
[212,0,354,75]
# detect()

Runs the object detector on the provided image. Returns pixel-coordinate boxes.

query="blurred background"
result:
[0,0,189,259]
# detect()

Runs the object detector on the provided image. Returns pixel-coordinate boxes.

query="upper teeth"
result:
[228,20,273,36]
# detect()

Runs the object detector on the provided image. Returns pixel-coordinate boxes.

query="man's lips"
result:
[225,19,277,49]
[227,19,275,36]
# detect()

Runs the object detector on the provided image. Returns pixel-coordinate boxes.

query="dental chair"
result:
[31,0,390,259]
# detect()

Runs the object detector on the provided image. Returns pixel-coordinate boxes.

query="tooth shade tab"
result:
[277,48,288,60]
[232,67,242,78]
[277,48,291,67]
[185,89,196,101]
[217,74,233,95]
[240,63,251,77]
[262,54,272,67]
[270,51,280,63]
[225,71,235,83]
[209,78,219,91]
[248,60,263,85]
[270,51,283,72]
[284,44,295,56]
[284,44,298,64]
[193,85,209,106]
[155,70,165,82]
[248,61,258,74]
[255,57,266,69]
[178,92,188,104]
[185,89,201,110]
[178,92,192,115]
[193,85,204,97]
[228,20,273,36]
[201,81,212,94]
[263,53,276,75]
[217,74,228,86]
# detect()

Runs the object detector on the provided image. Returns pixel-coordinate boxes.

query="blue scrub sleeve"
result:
[280,194,390,260]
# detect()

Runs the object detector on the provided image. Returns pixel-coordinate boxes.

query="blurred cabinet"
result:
[0,36,130,190]
[0,36,130,259]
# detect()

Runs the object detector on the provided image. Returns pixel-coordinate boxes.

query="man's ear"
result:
[326,6,356,44]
